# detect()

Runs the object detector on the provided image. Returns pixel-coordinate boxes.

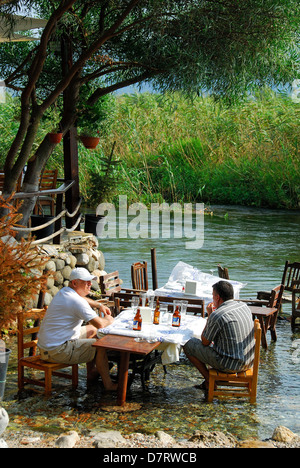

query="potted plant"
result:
[47,129,63,144]
[0,196,50,400]
[77,89,115,150]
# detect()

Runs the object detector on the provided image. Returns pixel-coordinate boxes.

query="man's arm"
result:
[89,314,114,330]
[84,297,112,315]
[201,302,214,346]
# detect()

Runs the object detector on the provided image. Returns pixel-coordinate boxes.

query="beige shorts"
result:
[39,326,97,365]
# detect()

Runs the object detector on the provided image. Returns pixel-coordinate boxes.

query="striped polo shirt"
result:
[203,300,255,372]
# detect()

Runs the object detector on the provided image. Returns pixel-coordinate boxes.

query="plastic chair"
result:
[207,319,261,404]
[17,308,78,395]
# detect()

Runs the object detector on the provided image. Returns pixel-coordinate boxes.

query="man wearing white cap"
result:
[38,268,117,391]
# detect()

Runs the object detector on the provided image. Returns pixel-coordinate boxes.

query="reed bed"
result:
[100,89,300,209]
[1,89,299,209]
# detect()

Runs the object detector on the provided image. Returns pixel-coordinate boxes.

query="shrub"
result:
[0,196,50,336]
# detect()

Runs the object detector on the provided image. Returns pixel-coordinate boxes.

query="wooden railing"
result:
[11,180,82,244]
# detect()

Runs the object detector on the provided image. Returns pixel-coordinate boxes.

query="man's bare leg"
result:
[186,353,209,388]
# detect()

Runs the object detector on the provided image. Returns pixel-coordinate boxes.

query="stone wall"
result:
[39,232,106,306]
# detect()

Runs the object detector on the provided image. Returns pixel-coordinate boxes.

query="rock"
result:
[92,430,126,448]
[45,260,56,272]
[69,254,77,268]
[155,431,175,445]
[54,270,64,286]
[237,440,275,448]
[0,438,8,448]
[55,431,80,448]
[98,250,105,270]
[46,277,55,289]
[43,292,53,306]
[54,258,66,271]
[62,265,72,280]
[272,426,299,444]
[0,408,9,436]
[189,430,237,448]
[76,253,90,266]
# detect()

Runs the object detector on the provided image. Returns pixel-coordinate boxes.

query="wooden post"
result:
[61,34,81,230]
[151,248,158,290]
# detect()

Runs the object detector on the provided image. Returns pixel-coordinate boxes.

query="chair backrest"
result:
[17,308,47,360]
[252,319,262,385]
[113,291,140,315]
[100,271,122,297]
[131,261,148,291]
[155,295,205,317]
[0,171,23,193]
[267,284,285,309]
[281,261,300,292]
[112,291,205,317]
[39,169,58,191]
[218,264,230,280]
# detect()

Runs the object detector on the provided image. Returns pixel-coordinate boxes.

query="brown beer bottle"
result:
[153,300,160,325]
[172,305,181,327]
[133,308,142,331]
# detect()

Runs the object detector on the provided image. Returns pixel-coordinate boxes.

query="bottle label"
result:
[133,320,141,330]
[172,316,180,327]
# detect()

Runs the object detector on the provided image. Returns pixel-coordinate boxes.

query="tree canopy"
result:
[0,0,299,221]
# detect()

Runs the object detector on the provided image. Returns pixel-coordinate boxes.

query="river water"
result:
[3,204,300,442]
[96,204,300,440]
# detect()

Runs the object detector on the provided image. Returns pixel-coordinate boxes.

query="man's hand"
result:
[85,297,112,315]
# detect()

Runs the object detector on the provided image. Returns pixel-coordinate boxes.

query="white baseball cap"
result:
[69,267,97,282]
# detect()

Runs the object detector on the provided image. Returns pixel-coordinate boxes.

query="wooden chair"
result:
[248,284,284,349]
[0,171,23,194]
[100,271,143,303]
[291,280,300,329]
[217,264,230,280]
[257,261,300,303]
[34,169,58,216]
[131,261,148,291]
[100,271,122,297]
[156,295,205,317]
[17,308,78,396]
[207,319,261,404]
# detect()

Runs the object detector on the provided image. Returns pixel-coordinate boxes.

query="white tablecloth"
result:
[97,308,207,365]
[154,261,246,305]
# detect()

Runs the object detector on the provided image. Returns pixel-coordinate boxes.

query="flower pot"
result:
[30,215,54,241]
[80,136,100,149]
[48,132,63,144]
[84,214,106,236]
[0,348,11,401]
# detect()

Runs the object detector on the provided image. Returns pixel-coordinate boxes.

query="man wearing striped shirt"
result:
[184,280,255,390]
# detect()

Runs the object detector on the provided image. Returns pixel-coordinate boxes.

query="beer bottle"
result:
[172,305,181,327]
[133,308,142,331]
[153,299,160,325]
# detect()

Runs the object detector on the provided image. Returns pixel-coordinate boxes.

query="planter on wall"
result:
[80,136,100,149]
[30,215,55,241]
[48,132,63,144]
[84,214,106,236]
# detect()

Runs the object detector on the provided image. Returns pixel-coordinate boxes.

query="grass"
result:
[1,88,299,209]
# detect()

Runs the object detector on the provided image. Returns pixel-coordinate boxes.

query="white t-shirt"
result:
[37,287,97,350]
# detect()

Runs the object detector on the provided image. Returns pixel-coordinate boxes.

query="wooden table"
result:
[93,335,160,406]
[249,306,278,350]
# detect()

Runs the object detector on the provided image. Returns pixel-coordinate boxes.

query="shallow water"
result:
[2,205,300,441]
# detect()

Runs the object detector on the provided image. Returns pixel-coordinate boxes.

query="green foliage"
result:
[77,85,117,137]
[101,89,300,209]
[78,141,121,206]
